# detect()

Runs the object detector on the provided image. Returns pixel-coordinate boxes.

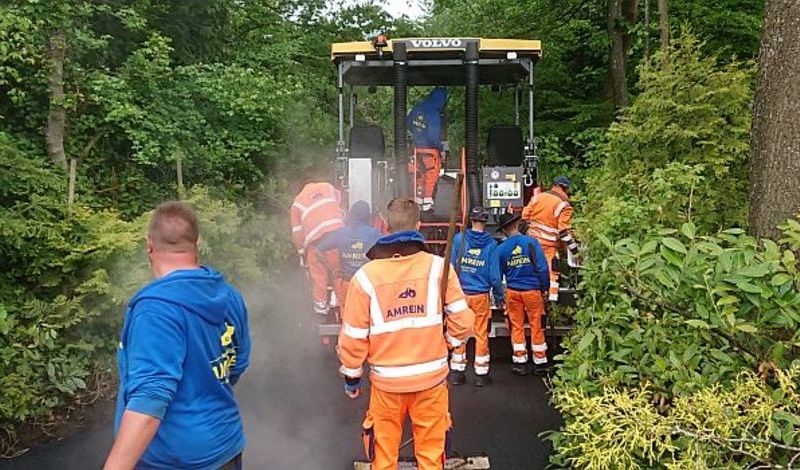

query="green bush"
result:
[0,134,292,452]
[0,136,138,449]
[578,31,754,248]
[551,367,800,469]
[551,219,800,467]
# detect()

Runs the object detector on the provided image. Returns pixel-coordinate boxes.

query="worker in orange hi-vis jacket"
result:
[521,176,581,302]
[337,198,475,470]
[290,179,346,315]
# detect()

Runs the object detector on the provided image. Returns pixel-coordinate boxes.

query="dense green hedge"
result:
[0,137,292,453]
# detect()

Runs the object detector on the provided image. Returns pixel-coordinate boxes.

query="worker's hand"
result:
[344,377,362,399]
[503,313,510,332]
[298,250,307,268]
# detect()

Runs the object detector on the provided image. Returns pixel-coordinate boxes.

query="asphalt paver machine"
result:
[331,36,543,239]
[322,35,575,325]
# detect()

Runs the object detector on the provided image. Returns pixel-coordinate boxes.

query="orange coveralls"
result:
[409,148,442,211]
[521,186,579,302]
[290,182,345,312]
[338,250,474,470]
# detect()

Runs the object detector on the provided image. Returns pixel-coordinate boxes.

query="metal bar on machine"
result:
[393,42,409,197]
[515,84,520,126]
[528,60,535,151]
[338,62,345,145]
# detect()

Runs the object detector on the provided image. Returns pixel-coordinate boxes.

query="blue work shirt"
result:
[317,222,381,279]
[497,233,550,292]
[451,229,504,303]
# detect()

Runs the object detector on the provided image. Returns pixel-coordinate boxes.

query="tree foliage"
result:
[579,32,754,247]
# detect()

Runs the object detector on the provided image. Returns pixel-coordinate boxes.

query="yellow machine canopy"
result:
[331,37,542,86]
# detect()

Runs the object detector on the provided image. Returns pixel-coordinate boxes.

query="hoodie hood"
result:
[366,230,428,259]
[348,200,372,225]
[465,229,495,248]
[129,266,229,324]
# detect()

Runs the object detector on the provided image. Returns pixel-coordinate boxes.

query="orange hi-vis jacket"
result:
[290,182,346,252]
[338,249,475,394]
[521,186,579,254]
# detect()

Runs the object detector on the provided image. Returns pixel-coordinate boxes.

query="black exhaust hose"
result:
[465,41,481,209]
[393,42,408,198]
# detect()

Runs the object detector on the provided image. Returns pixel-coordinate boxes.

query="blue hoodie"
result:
[115,267,250,469]
[497,233,550,292]
[451,230,504,303]
[317,200,381,279]
[407,87,447,150]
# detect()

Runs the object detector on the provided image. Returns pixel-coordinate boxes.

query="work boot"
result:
[313,300,328,315]
[510,363,529,376]
[449,370,467,385]
[474,375,492,387]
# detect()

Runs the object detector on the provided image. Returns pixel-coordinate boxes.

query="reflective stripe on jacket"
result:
[521,186,579,253]
[337,250,475,393]
[290,182,345,250]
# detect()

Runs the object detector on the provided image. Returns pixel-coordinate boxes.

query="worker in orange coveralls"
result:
[407,87,447,212]
[521,176,580,302]
[337,198,474,470]
[290,178,345,316]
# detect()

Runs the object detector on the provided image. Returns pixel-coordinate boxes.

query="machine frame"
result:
[320,37,576,342]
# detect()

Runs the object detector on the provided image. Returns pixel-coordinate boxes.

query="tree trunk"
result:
[46,30,68,171]
[657,0,669,54]
[749,0,800,239]
[608,0,629,108]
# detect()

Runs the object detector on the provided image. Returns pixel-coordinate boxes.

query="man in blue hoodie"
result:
[105,202,250,470]
[496,212,550,376]
[407,87,447,211]
[316,200,381,309]
[448,207,504,387]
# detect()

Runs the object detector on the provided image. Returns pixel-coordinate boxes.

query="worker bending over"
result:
[522,176,580,302]
[337,198,474,470]
[316,200,381,308]
[496,212,550,375]
[290,177,346,315]
[407,87,447,211]
[449,207,504,387]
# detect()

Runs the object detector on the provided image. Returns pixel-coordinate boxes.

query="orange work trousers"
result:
[450,293,491,375]
[539,243,560,302]
[306,246,340,309]
[409,148,442,209]
[362,382,450,470]
[506,288,548,365]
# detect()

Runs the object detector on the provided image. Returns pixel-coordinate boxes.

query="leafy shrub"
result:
[551,367,800,469]
[0,134,292,453]
[578,31,754,248]
[0,136,138,450]
[551,219,800,467]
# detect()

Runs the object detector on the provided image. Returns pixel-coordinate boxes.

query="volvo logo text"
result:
[408,38,465,49]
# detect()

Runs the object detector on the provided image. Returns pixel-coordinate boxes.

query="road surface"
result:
[2,273,561,469]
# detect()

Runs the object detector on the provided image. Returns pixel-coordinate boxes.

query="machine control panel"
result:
[482,166,524,209]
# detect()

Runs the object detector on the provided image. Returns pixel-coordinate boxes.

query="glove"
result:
[344,377,362,399]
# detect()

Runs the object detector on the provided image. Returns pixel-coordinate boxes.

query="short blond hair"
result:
[386,198,420,233]
[148,201,199,253]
